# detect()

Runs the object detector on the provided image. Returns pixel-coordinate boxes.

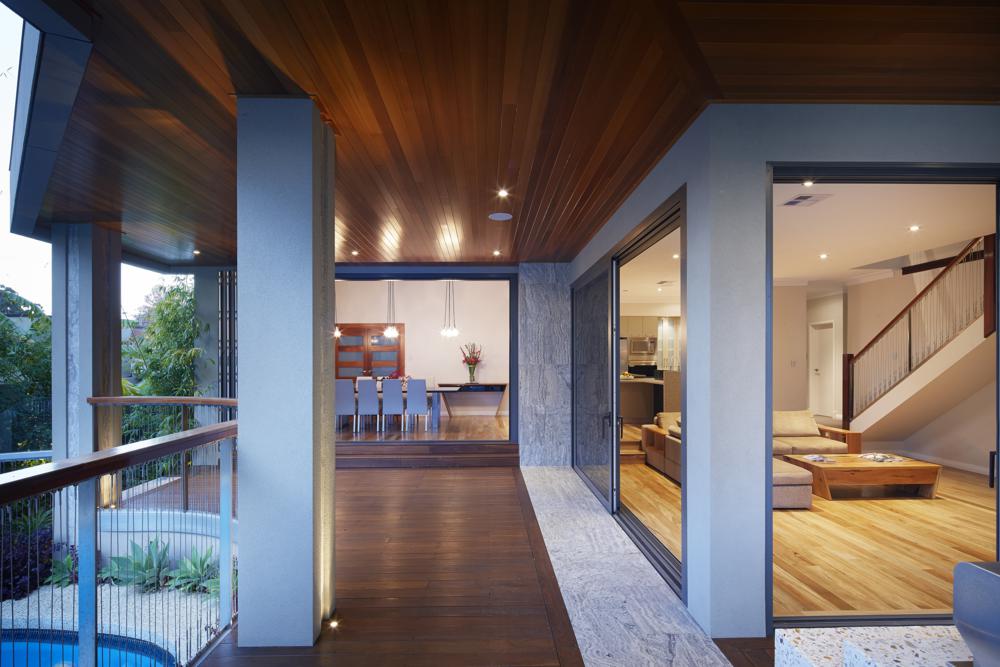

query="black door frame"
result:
[570,185,688,598]
[334,263,519,445]
[768,162,1000,629]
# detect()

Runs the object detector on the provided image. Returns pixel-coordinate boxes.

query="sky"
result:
[0,4,169,317]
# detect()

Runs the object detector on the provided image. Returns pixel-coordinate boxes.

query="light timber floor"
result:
[619,462,683,560]
[773,466,995,617]
[617,463,996,617]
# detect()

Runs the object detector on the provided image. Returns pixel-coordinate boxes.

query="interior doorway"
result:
[808,321,836,418]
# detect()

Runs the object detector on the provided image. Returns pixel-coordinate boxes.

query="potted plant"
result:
[460,343,482,384]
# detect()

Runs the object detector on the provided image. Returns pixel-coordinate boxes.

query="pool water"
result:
[1,630,175,666]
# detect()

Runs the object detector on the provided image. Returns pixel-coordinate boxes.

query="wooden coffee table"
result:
[784,454,942,500]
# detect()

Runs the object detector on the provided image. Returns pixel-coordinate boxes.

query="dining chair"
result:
[356,378,379,432]
[334,379,356,431]
[381,379,404,432]
[405,379,430,431]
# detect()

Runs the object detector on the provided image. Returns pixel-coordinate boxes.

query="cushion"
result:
[667,424,681,439]
[781,435,848,455]
[772,458,813,486]
[656,411,680,429]
[772,439,793,456]
[773,410,820,437]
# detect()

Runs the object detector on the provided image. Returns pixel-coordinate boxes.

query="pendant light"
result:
[440,280,459,338]
[383,281,399,338]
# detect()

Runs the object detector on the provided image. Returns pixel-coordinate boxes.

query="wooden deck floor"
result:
[201,467,582,666]
[336,416,509,442]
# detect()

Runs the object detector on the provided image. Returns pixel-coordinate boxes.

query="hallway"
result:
[202,467,582,666]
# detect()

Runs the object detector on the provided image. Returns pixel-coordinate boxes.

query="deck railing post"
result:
[219,437,235,624]
[181,405,191,511]
[77,477,98,667]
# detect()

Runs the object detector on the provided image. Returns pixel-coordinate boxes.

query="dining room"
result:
[333,277,513,443]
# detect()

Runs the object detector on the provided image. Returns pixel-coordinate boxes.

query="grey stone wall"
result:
[518,263,572,465]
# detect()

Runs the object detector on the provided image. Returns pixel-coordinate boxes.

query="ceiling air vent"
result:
[782,193,832,207]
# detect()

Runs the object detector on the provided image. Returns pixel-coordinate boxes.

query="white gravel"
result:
[1,583,222,664]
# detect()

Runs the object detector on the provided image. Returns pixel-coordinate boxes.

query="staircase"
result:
[620,425,646,464]
[845,235,996,435]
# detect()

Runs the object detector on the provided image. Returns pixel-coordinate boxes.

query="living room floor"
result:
[617,462,995,618]
[619,462,682,559]
[773,466,995,617]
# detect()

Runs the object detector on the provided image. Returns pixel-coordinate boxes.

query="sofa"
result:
[773,458,814,509]
[641,411,681,482]
[772,410,862,456]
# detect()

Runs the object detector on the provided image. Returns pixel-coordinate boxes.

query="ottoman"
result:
[773,457,813,509]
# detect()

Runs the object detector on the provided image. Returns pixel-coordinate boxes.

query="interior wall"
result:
[807,293,845,417]
[336,279,510,415]
[846,273,927,353]
[621,302,681,317]
[897,379,996,474]
[772,286,808,410]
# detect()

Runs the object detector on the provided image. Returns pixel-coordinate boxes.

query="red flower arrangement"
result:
[461,343,482,383]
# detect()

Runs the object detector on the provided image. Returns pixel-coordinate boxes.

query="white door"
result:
[809,322,835,417]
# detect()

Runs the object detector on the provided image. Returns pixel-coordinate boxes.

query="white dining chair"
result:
[356,378,379,432]
[405,379,430,431]
[335,378,356,431]
[381,379,404,431]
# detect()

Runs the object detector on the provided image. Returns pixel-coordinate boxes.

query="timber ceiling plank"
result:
[29,0,1000,267]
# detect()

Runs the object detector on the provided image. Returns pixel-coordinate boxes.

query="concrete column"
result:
[51,223,122,459]
[236,96,336,646]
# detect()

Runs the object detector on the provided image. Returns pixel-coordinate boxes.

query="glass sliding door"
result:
[572,263,616,508]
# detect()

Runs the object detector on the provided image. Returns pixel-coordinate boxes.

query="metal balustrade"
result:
[0,398,237,667]
[847,236,991,422]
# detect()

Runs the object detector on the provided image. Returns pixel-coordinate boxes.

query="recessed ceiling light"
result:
[192,249,201,256]
[819,253,829,260]
[350,250,359,256]
[488,212,513,222]
[498,188,509,198]
[329,619,339,629]
[657,287,663,292]
[672,253,680,260]
[492,249,501,257]
[803,179,815,187]
[909,224,921,232]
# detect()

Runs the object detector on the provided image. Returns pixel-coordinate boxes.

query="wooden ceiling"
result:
[29,0,1000,266]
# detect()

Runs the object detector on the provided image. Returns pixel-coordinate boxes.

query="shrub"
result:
[99,539,171,592]
[1,525,53,600]
[170,547,219,594]
[45,547,78,587]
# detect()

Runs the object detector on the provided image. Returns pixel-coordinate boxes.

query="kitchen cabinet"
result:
[642,316,659,337]
[621,316,640,338]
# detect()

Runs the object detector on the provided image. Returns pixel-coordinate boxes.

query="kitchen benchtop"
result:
[619,377,663,385]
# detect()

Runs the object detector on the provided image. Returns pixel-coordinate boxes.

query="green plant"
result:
[170,546,219,594]
[45,549,78,588]
[12,507,52,536]
[100,539,172,592]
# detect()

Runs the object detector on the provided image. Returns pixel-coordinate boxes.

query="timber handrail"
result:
[0,420,237,505]
[853,236,983,361]
[87,396,238,407]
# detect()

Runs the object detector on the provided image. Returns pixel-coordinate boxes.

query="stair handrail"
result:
[853,236,983,362]
[844,234,994,427]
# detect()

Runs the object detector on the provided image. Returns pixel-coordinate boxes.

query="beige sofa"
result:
[641,411,681,483]
[773,458,814,509]
[772,410,861,456]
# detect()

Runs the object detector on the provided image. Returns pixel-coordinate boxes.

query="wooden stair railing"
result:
[843,234,995,428]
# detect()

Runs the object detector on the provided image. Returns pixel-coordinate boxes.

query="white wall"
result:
[898,380,996,474]
[807,293,845,417]
[847,273,927,353]
[336,279,510,415]
[621,302,681,317]
[772,286,807,410]
[571,102,1000,638]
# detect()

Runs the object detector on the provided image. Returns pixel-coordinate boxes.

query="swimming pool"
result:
[1,629,177,666]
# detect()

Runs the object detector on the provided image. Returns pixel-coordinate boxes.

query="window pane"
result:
[338,351,364,362]
[340,335,364,346]
[339,368,363,377]
[372,351,398,362]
